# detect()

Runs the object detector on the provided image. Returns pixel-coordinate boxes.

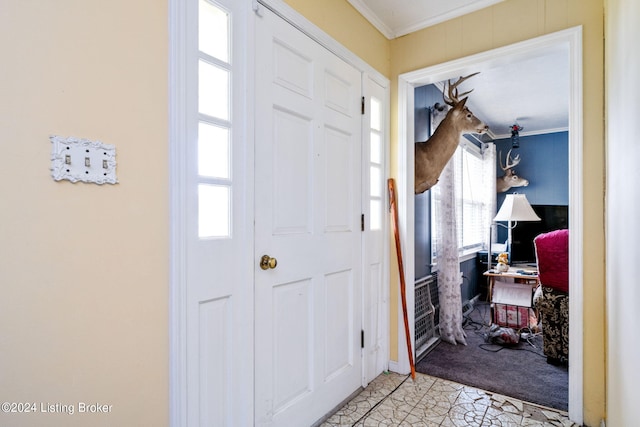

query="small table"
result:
[484,266,539,299]
[484,267,539,327]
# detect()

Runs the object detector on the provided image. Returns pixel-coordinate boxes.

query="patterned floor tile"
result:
[320,372,577,427]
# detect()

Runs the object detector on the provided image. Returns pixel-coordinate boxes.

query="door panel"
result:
[325,127,353,231]
[272,108,313,234]
[197,297,231,426]
[272,279,312,411]
[324,269,354,380]
[255,7,363,426]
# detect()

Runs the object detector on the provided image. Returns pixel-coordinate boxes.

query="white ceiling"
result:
[348,0,570,139]
[347,0,505,39]
[437,46,570,139]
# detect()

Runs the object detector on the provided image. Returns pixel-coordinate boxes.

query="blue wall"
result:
[494,131,569,246]
[495,132,569,207]
[415,84,444,142]
[414,84,443,279]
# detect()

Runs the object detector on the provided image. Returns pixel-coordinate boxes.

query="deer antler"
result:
[443,72,480,106]
[499,149,521,171]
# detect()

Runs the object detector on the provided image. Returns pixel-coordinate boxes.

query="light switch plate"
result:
[50,135,117,184]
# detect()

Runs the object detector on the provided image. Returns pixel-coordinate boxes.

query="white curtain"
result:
[431,107,466,345]
[434,158,467,345]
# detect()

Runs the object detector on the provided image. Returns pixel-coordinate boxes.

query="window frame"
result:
[430,138,492,264]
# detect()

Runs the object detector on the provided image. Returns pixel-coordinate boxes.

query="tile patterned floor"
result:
[321,372,577,427]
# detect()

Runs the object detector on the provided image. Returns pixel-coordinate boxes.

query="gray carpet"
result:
[415,302,568,411]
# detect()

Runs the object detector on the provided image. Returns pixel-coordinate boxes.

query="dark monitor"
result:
[510,205,569,264]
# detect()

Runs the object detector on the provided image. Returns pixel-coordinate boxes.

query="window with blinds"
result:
[431,140,493,260]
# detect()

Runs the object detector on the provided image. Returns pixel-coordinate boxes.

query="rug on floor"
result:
[415,302,569,411]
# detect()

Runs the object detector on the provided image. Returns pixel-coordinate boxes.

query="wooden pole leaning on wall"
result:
[387,178,416,380]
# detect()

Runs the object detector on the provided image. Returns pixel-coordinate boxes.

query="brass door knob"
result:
[260,255,278,270]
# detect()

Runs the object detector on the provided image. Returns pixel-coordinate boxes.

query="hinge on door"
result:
[361,96,365,115]
[361,214,365,231]
[361,330,365,349]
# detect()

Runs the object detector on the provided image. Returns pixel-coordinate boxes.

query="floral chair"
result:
[533,229,569,365]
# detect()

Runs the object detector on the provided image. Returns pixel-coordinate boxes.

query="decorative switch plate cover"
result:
[50,135,117,184]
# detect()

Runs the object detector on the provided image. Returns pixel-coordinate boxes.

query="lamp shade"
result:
[493,193,541,222]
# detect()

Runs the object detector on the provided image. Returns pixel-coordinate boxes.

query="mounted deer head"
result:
[415,73,489,194]
[496,149,529,192]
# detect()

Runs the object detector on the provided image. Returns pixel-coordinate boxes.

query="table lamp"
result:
[488,193,541,271]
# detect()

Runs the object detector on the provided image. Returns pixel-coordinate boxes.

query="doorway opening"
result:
[396,27,583,424]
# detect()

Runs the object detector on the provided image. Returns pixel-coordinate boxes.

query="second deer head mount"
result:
[496,148,529,193]
[415,73,489,194]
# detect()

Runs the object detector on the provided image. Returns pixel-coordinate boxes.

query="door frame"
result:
[396,27,584,424]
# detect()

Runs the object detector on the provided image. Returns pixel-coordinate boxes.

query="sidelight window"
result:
[368,96,384,230]
[197,0,232,238]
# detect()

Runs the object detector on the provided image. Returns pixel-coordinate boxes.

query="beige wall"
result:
[288,0,606,425]
[0,1,168,426]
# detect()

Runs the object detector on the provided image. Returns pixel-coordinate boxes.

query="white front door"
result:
[254,7,364,426]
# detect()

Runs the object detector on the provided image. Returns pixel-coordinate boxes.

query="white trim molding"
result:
[348,0,505,39]
[168,0,189,424]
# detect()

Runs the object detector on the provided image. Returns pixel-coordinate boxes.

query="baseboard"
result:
[387,360,410,375]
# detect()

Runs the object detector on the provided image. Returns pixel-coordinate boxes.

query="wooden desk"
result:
[484,266,539,301]
[484,267,539,328]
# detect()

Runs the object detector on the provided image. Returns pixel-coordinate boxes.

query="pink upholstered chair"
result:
[533,229,569,365]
